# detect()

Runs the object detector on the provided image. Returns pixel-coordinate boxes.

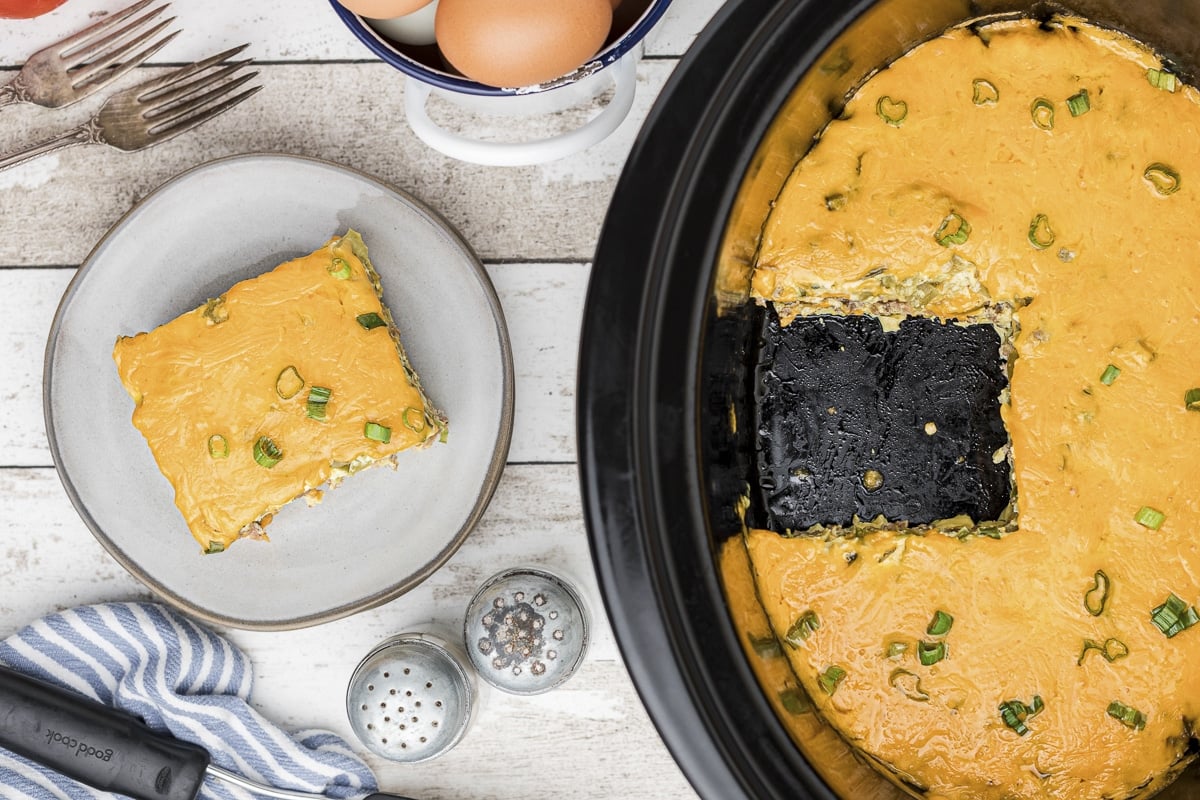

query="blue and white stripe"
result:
[0,603,378,800]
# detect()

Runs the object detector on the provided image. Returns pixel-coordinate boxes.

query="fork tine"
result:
[141,59,252,111]
[134,44,251,97]
[61,4,170,64]
[147,84,262,144]
[70,20,177,86]
[55,0,162,56]
[146,71,258,126]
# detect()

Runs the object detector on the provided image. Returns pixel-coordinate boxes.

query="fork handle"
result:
[0,80,25,109]
[0,121,96,172]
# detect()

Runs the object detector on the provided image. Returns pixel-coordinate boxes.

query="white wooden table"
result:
[0,2,724,797]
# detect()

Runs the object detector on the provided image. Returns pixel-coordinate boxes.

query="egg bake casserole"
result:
[112,230,447,554]
[723,15,1200,800]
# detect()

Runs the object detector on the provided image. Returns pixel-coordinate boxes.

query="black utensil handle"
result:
[0,664,210,800]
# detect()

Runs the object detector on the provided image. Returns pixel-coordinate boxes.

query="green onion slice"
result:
[202,296,229,325]
[749,634,782,659]
[971,78,999,105]
[275,365,305,400]
[402,407,427,433]
[819,46,852,77]
[1077,639,1104,666]
[889,668,930,702]
[876,96,908,126]
[1084,570,1111,616]
[998,696,1044,736]
[1067,89,1091,116]
[935,211,971,247]
[306,386,331,421]
[918,640,947,666]
[327,257,352,280]
[824,193,848,211]
[1144,163,1181,196]
[1103,638,1130,661]
[1100,364,1121,385]
[1031,98,1055,130]
[818,665,846,696]
[927,610,954,636]
[207,434,229,459]
[364,421,392,444]
[1107,700,1146,731]
[253,436,282,469]
[885,640,909,659]
[1186,388,1200,411]
[1147,67,1178,92]
[204,540,225,555]
[785,610,820,646]
[356,312,386,330]
[1135,506,1166,530]
[779,687,814,715]
[1078,637,1130,665]
[1028,214,1056,249]
[1151,592,1200,638]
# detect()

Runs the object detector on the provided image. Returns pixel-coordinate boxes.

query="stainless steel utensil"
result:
[0,0,178,110]
[0,664,418,800]
[0,44,260,172]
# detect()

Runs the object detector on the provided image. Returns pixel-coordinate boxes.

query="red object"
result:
[0,0,69,19]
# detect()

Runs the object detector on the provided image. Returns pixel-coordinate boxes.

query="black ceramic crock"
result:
[578,0,1200,798]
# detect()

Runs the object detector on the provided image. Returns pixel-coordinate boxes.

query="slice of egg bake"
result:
[112,230,447,554]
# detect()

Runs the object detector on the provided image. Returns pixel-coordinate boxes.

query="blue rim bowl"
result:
[328,0,675,97]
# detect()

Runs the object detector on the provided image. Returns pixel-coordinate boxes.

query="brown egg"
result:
[336,0,432,20]
[435,0,613,88]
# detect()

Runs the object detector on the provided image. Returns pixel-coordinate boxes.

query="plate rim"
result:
[42,152,515,631]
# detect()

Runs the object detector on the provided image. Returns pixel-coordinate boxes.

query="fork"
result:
[0,0,177,110]
[0,45,260,172]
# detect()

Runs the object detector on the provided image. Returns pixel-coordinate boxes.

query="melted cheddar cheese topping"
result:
[732,18,1200,800]
[718,537,906,800]
[113,232,444,553]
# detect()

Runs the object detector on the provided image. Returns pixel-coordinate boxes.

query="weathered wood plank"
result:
[0,263,586,467]
[0,60,673,265]
[260,654,695,800]
[490,261,588,464]
[0,0,723,64]
[371,658,693,798]
[0,464,610,653]
[0,462,696,798]
[0,269,72,465]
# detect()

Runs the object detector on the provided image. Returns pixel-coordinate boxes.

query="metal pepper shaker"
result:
[462,567,590,695]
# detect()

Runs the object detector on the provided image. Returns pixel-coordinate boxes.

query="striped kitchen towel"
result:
[0,602,378,800]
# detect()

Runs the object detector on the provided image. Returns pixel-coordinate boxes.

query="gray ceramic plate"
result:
[44,153,513,630]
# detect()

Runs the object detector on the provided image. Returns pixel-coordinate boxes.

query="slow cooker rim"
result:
[579,0,887,797]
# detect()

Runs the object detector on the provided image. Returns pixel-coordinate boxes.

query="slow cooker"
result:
[578,0,1200,797]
